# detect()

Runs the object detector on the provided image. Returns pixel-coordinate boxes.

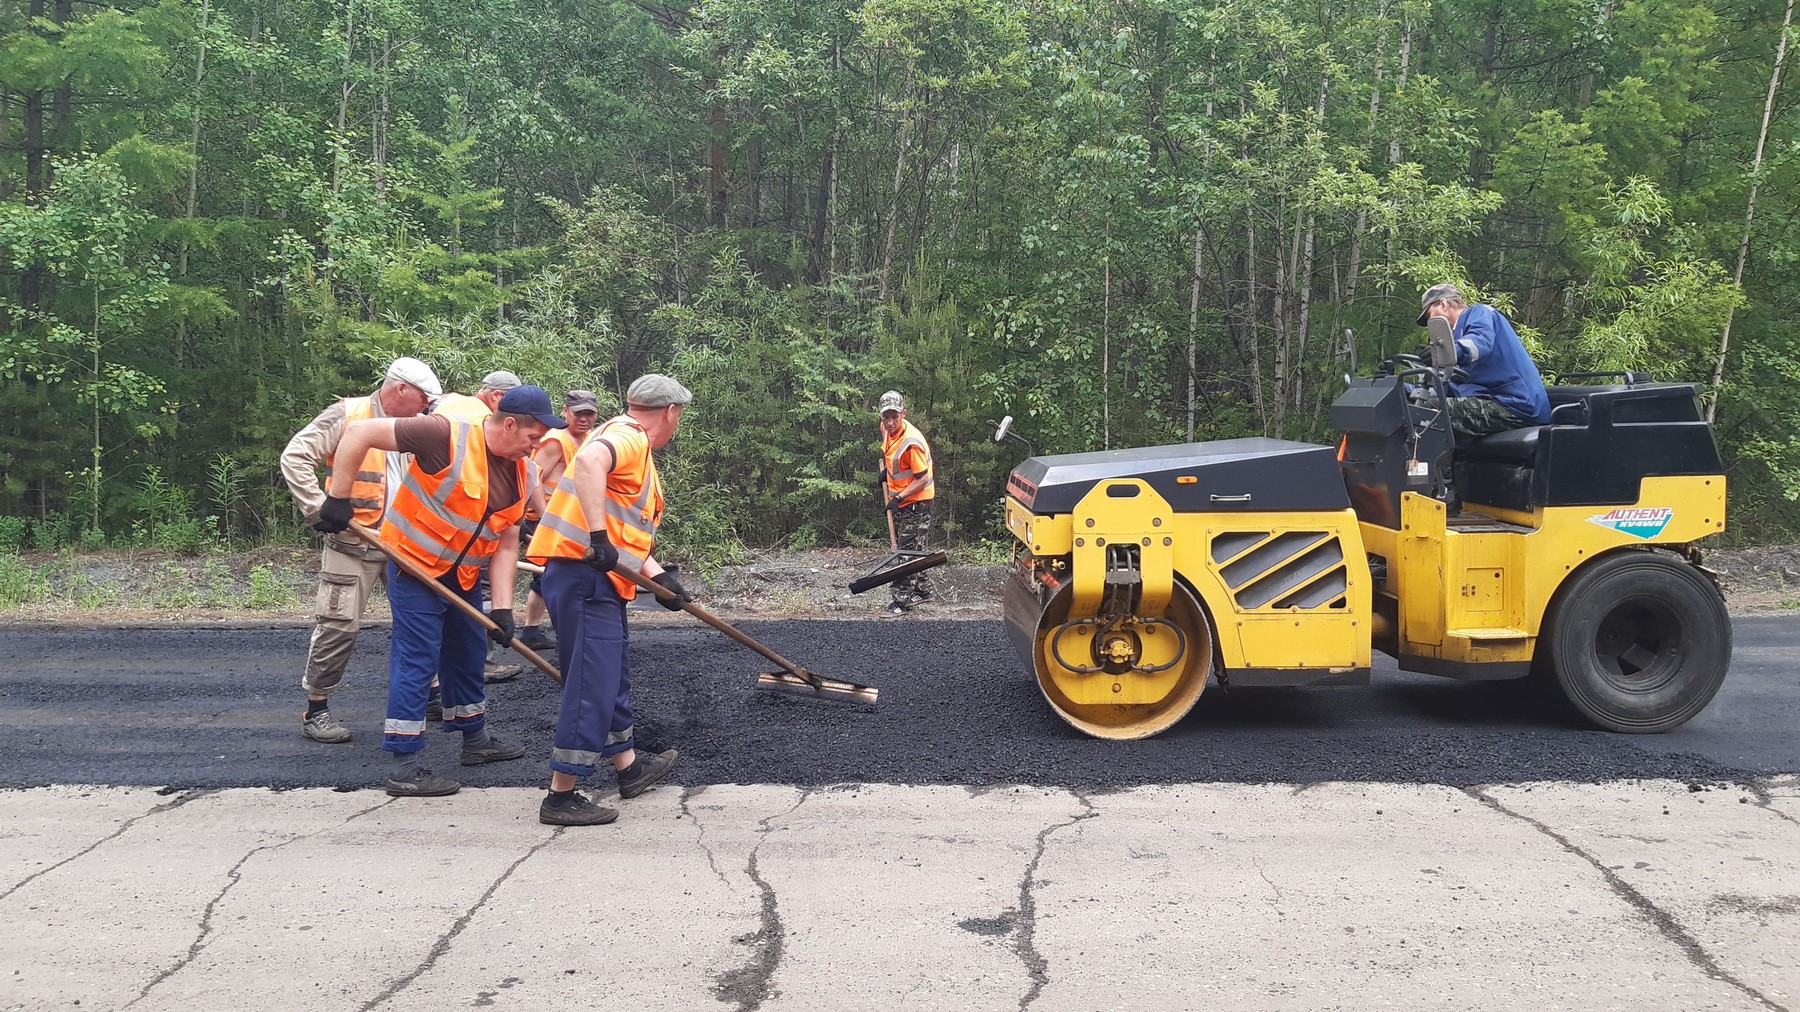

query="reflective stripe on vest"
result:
[524,415,661,599]
[381,419,529,590]
[325,396,388,526]
[883,420,935,506]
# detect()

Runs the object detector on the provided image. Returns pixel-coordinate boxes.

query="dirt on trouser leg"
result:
[891,503,935,604]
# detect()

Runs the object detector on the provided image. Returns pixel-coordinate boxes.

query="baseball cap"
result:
[878,390,905,415]
[385,357,442,398]
[1416,283,1464,326]
[495,384,568,428]
[478,370,522,393]
[565,389,599,413]
[625,374,692,408]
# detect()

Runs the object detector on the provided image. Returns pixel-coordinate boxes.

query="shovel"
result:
[347,520,562,684]
[610,564,879,705]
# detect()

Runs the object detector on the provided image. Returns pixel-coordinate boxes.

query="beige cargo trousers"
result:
[303,534,391,697]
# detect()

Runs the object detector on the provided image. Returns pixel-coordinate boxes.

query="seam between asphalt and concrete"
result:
[3,779,1797,1012]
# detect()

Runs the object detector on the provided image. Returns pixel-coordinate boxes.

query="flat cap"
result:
[565,389,599,413]
[478,370,521,393]
[1416,283,1465,326]
[626,374,692,408]
[385,357,442,398]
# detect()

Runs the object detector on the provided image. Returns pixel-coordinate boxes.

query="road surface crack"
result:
[1015,790,1097,1011]
[0,788,215,902]
[680,786,735,891]
[1743,780,1800,830]
[712,788,811,1011]
[360,824,565,1011]
[1468,787,1788,1012]
[122,796,396,1007]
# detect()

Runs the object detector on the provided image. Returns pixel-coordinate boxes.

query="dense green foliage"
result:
[2,0,1797,557]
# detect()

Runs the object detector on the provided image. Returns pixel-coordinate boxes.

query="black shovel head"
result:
[848,550,948,595]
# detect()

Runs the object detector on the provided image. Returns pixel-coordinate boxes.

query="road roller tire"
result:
[1032,581,1212,740]
[1545,551,1731,734]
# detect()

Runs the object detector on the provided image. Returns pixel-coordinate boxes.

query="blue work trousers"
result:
[543,559,635,776]
[384,563,488,753]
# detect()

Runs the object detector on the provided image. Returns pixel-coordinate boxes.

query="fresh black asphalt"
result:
[2,615,1796,790]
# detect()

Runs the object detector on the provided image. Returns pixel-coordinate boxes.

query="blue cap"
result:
[496,384,568,429]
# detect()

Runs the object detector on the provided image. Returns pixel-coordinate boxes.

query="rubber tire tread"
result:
[1546,550,1730,734]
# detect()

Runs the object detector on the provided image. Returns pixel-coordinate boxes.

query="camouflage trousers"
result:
[891,501,936,604]
[1446,397,1533,440]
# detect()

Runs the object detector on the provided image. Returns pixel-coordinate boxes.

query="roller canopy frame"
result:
[848,549,948,594]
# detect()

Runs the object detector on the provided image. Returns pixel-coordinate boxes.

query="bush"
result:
[247,564,296,609]
[153,515,215,555]
[31,513,70,552]
[0,555,50,607]
[0,516,25,553]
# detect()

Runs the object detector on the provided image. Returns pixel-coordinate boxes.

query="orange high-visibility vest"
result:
[382,419,529,590]
[434,392,492,424]
[526,415,662,599]
[540,427,583,478]
[325,396,387,526]
[882,419,935,506]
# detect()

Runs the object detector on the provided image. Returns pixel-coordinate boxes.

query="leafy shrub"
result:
[77,527,106,551]
[247,564,297,609]
[32,513,70,552]
[0,556,50,607]
[0,517,25,553]
[153,516,215,555]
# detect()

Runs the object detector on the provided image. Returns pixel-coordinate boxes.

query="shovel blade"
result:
[755,670,879,705]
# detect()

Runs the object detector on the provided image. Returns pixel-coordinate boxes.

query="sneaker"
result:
[539,792,619,826]
[460,734,527,766]
[617,748,679,799]
[517,625,555,651]
[385,767,460,797]
[907,590,934,606]
[884,600,910,616]
[484,661,524,684]
[301,709,352,744]
[426,692,443,722]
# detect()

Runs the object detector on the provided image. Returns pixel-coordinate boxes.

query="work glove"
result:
[312,495,354,534]
[652,569,692,611]
[517,516,540,546]
[487,607,515,647]
[583,528,619,573]
[885,499,899,515]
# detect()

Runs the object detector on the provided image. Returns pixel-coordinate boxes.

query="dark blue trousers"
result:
[384,563,488,753]
[542,559,635,776]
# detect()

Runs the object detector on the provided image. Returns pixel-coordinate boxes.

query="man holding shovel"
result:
[878,390,936,616]
[316,385,564,797]
[282,356,441,744]
[526,374,691,826]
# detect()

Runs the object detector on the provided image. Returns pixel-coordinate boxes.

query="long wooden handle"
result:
[609,563,811,678]
[345,520,562,684]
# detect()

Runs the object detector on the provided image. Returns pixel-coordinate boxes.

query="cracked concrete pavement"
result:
[4,778,1799,1011]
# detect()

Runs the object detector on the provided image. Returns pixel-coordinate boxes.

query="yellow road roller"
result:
[1001,349,1731,740]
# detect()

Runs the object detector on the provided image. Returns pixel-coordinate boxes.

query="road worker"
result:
[281,356,441,743]
[1416,284,1550,438]
[315,384,564,797]
[517,389,600,651]
[527,374,690,826]
[432,370,519,424]
[878,390,936,616]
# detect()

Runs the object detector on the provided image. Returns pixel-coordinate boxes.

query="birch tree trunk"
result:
[1708,0,1793,422]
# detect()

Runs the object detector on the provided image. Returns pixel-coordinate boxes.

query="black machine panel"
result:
[1007,437,1350,515]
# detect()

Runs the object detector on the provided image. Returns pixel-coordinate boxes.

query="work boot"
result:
[301,709,352,744]
[539,791,618,826]
[517,625,555,651]
[485,660,525,684]
[884,600,910,617]
[385,766,460,797]
[617,748,679,799]
[460,733,527,766]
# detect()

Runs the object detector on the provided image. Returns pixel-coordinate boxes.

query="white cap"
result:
[385,357,442,398]
[878,390,905,414]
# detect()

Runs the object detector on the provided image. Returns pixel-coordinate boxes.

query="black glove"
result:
[312,495,354,534]
[885,499,899,514]
[583,528,619,573]
[487,607,515,646]
[652,570,692,611]
[518,516,540,544]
